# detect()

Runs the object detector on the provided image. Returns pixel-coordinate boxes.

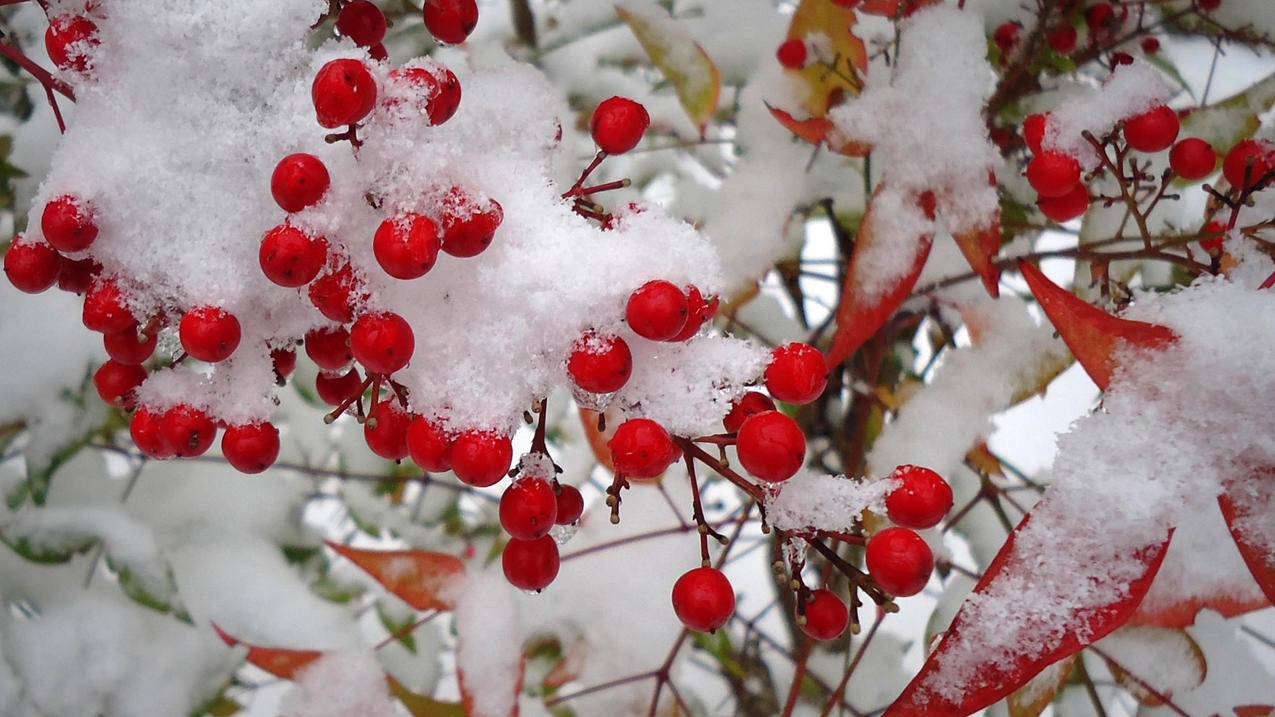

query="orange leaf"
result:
[950,200,1001,298]
[326,542,466,611]
[1018,261,1177,391]
[857,0,942,17]
[883,516,1172,716]
[766,104,871,156]
[784,0,867,116]
[1236,706,1275,717]
[1218,468,1275,605]
[825,187,934,370]
[1007,655,1076,717]
[212,624,323,680]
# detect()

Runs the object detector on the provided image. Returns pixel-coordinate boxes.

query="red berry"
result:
[1023,113,1049,155]
[1141,37,1161,54]
[993,22,1020,53]
[351,312,414,374]
[222,422,280,474]
[776,39,807,70]
[1026,151,1081,198]
[500,477,558,540]
[56,254,100,294]
[131,407,174,459]
[369,43,388,62]
[271,154,331,213]
[312,59,378,129]
[1086,2,1115,29]
[671,566,734,632]
[723,391,776,434]
[272,347,297,381]
[374,214,440,279]
[800,589,849,641]
[305,326,353,371]
[1037,183,1090,223]
[83,279,136,334]
[4,239,60,293]
[45,15,99,73]
[451,430,513,487]
[567,333,632,394]
[315,366,364,406]
[765,343,827,404]
[625,280,688,341]
[336,0,387,46]
[1123,105,1179,153]
[104,327,157,365]
[608,418,679,479]
[180,307,241,363]
[440,189,502,258]
[387,65,462,125]
[1222,139,1273,190]
[1200,221,1226,253]
[161,404,217,458]
[93,360,146,407]
[736,410,805,483]
[260,224,328,286]
[885,465,953,529]
[309,263,364,323]
[1169,138,1216,180]
[41,195,98,253]
[365,401,411,460]
[502,535,559,591]
[667,285,718,342]
[865,527,933,597]
[1048,26,1077,54]
[407,416,453,472]
[1111,51,1134,66]
[1198,0,1219,10]
[554,484,584,525]
[590,97,650,155]
[423,0,478,44]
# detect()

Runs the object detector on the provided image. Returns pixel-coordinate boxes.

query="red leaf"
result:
[766,103,870,157]
[857,0,942,17]
[326,541,467,611]
[883,517,1172,716]
[825,187,934,369]
[212,623,323,679]
[951,219,1001,298]
[1236,706,1275,717]
[1130,592,1269,628]
[1218,468,1275,604]
[1018,261,1178,390]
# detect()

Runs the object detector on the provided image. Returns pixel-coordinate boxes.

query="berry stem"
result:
[0,37,75,133]
[563,150,607,198]
[674,436,764,503]
[682,449,725,566]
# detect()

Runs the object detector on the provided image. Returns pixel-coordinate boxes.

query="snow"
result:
[1043,62,1175,167]
[453,570,524,717]
[281,651,397,717]
[764,471,897,534]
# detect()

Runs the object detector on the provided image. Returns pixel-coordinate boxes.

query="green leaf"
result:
[1181,70,1275,153]
[388,676,466,717]
[616,2,721,136]
[0,533,89,563]
[376,601,418,653]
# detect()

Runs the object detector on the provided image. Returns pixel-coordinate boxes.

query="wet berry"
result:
[104,326,157,365]
[271,154,330,213]
[222,422,281,474]
[800,589,849,641]
[312,58,378,129]
[626,280,688,341]
[93,360,146,408]
[567,333,632,394]
[1026,151,1081,198]
[260,224,328,286]
[315,366,364,406]
[885,465,953,529]
[4,239,60,293]
[554,484,584,525]
[374,213,440,279]
[407,416,453,472]
[440,189,502,258]
[1169,138,1216,180]
[451,430,513,487]
[765,342,827,404]
[1037,183,1090,223]
[41,195,98,253]
[502,535,559,591]
[305,326,353,371]
[1123,105,1179,153]
[590,97,649,155]
[723,391,776,434]
[180,306,241,363]
[608,418,679,479]
[865,527,933,597]
[336,0,387,47]
[671,566,734,632]
[736,410,805,483]
[500,477,558,540]
[161,404,217,458]
[351,312,414,374]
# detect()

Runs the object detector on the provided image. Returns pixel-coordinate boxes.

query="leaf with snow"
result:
[1217,467,1275,604]
[325,541,466,611]
[1007,655,1076,717]
[765,104,870,156]
[951,210,1002,298]
[616,1,721,136]
[1099,626,1207,706]
[783,0,867,116]
[1181,70,1275,157]
[212,624,323,679]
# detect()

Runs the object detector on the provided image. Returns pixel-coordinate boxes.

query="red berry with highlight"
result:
[885,465,953,529]
[800,589,849,641]
[41,195,98,253]
[388,66,462,125]
[668,285,717,342]
[776,39,807,70]
[260,224,328,286]
[222,422,281,474]
[865,527,933,597]
[374,214,440,280]
[305,326,353,371]
[271,154,330,213]
[723,391,776,434]
[567,333,632,394]
[45,15,99,73]
[440,190,502,258]
[309,263,363,323]
[161,404,217,458]
[315,366,364,406]
[993,22,1020,53]
[312,59,378,129]
[4,240,60,293]
[626,280,688,341]
[83,279,136,334]
[104,327,157,365]
[180,306,241,363]
[407,416,453,472]
[131,407,174,459]
[500,477,558,540]
[365,401,411,461]
[671,567,734,632]
[591,97,650,155]
[1123,105,1179,153]
[422,0,478,44]
[1169,138,1216,180]
[451,430,513,487]
[336,0,387,47]
[1223,139,1273,189]
[736,410,805,483]
[1026,150,1081,198]
[608,418,679,479]
[1037,183,1090,223]
[351,312,414,374]
[765,342,827,404]
[555,484,584,525]
[502,535,559,591]
[93,360,146,408]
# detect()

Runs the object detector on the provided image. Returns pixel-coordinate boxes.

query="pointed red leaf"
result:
[883,516,1172,716]
[1130,591,1269,628]
[1218,468,1275,604]
[1018,261,1177,390]
[326,541,467,611]
[766,103,870,157]
[825,187,934,369]
[212,623,323,679]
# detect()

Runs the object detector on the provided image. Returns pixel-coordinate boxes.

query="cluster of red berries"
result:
[497,458,586,591]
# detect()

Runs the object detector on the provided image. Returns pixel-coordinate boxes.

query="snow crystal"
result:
[765,471,897,534]
[281,651,397,717]
[1043,62,1174,167]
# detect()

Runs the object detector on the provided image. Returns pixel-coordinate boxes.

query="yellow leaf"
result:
[1007,655,1076,717]
[616,2,721,136]
[784,0,868,116]
[387,676,467,717]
